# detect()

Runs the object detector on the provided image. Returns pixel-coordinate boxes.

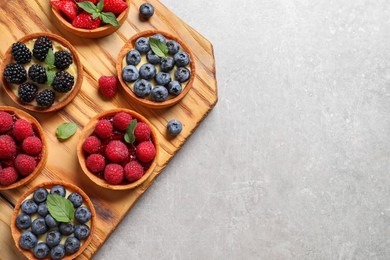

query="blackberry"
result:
[11,42,32,64]
[18,82,38,103]
[54,51,73,70]
[3,63,27,84]
[52,71,74,93]
[28,64,47,84]
[33,36,52,61]
[36,89,55,108]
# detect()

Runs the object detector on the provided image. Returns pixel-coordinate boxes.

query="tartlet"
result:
[116,30,196,108]
[77,108,159,190]
[0,32,83,112]
[0,106,47,190]
[11,180,96,260]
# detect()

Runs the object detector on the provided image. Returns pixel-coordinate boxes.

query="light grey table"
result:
[95,1,390,259]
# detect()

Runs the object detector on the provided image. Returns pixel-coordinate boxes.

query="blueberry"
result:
[167,40,181,55]
[68,192,83,208]
[174,51,190,67]
[134,79,152,98]
[167,120,183,136]
[74,206,91,224]
[155,72,171,86]
[151,85,169,102]
[151,34,167,44]
[139,63,156,80]
[146,50,161,65]
[135,37,150,53]
[65,237,81,254]
[50,185,66,197]
[126,50,141,66]
[21,199,38,215]
[45,214,58,228]
[59,222,75,236]
[50,244,65,260]
[174,67,191,83]
[139,3,154,19]
[33,188,48,203]
[46,230,62,248]
[19,231,37,250]
[37,202,48,217]
[16,213,31,230]
[160,57,175,72]
[31,217,48,235]
[122,65,139,82]
[74,224,91,240]
[167,81,182,96]
[34,242,50,259]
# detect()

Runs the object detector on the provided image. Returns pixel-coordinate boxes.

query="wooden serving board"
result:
[0,0,218,259]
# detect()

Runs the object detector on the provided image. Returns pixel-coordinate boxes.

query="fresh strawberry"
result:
[103,0,128,15]
[98,76,118,97]
[75,0,97,4]
[51,0,78,21]
[72,12,101,29]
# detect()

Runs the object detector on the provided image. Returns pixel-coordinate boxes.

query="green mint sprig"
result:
[77,0,120,26]
[47,194,75,222]
[149,38,168,58]
[124,119,137,144]
[56,122,78,141]
[44,48,56,85]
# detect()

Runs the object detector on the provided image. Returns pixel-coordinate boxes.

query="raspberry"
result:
[86,154,106,173]
[15,154,37,176]
[22,136,42,155]
[113,112,132,131]
[124,161,144,182]
[98,76,118,98]
[0,111,13,133]
[136,141,156,163]
[134,122,151,142]
[104,164,124,184]
[0,135,17,159]
[0,167,18,186]
[13,119,33,141]
[94,119,113,139]
[105,140,129,163]
[82,136,101,154]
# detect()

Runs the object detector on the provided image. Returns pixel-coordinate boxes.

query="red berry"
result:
[124,161,144,182]
[98,76,118,98]
[0,135,17,159]
[104,164,124,184]
[0,111,13,133]
[134,122,151,143]
[75,0,97,4]
[51,0,78,21]
[15,154,37,177]
[86,154,106,173]
[136,141,156,163]
[22,136,43,155]
[113,112,132,131]
[0,167,18,186]
[13,119,33,141]
[82,136,101,154]
[94,119,113,139]
[72,12,101,29]
[105,140,129,163]
[103,0,128,14]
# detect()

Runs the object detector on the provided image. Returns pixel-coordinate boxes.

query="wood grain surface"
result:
[0,0,218,259]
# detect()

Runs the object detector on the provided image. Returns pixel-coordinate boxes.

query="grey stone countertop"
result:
[95,1,390,259]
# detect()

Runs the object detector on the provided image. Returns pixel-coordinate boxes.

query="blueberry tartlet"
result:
[0,32,83,112]
[117,30,196,108]
[11,181,95,259]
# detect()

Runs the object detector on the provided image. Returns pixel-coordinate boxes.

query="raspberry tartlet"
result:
[0,106,47,190]
[117,30,196,108]
[0,32,83,112]
[77,109,159,190]
[11,181,96,260]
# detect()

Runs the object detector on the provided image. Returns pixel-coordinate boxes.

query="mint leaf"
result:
[92,12,100,20]
[46,70,56,85]
[76,1,97,14]
[97,0,104,12]
[124,119,137,144]
[47,194,75,223]
[100,12,120,26]
[56,122,78,141]
[149,38,168,58]
[44,48,55,66]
